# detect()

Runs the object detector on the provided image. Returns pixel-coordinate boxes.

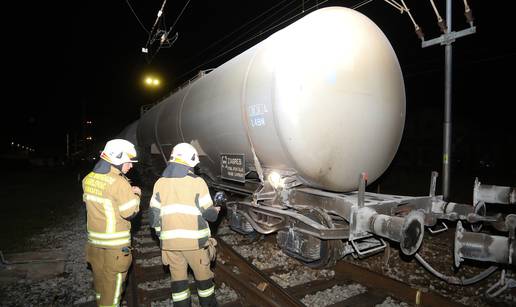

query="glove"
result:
[206,238,217,262]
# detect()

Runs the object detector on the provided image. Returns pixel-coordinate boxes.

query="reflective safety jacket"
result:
[82,166,140,248]
[150,171,218,251]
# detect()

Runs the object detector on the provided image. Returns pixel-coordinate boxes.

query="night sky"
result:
[4,1,515,179]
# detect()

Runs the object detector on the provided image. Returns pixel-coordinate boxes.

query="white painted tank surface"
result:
[138,6,405,192]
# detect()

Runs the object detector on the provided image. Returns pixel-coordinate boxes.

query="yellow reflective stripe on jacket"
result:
[88,230,130,240]
[161,204,201,216]
[84,193,116,233]
[197,286,215,297]
[150,196,161,208]
[154,226,161,232]
[84,193,111,204]
[160,228,211,240]
[172,288,191,302]
[199,194,212,209]
[104,202,116,233]
[119,199,139,211]
[88,238,131,246]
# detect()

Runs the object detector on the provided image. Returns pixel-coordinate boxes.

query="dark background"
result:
[3,0,515,199]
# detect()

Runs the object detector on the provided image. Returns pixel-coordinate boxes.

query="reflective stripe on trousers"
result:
[172,288,191,302]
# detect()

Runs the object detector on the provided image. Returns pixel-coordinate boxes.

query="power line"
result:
[351,0,375,10]
[143,0,168,51]
[166,0,191,35]
[146,0,192,64]
[125,0,149,34]
[183,0,295,66]
[178,0,329,82]
[208,0,298,62]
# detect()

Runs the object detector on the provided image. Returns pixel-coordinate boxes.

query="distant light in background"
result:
[144,75,161,88]
[10,141,35,152]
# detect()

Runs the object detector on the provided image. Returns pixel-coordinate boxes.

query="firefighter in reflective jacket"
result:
[82,139,141,307]
[150,143,220,307]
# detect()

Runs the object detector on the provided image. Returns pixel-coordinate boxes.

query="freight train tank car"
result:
[125,7,514,269]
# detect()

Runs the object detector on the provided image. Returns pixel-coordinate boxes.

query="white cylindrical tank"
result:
[139,6,405,192]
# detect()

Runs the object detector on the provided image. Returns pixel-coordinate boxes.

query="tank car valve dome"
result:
[100,139,138,165]
[170,143,200,167]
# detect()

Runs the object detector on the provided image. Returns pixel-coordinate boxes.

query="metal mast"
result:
[422,0,476,200]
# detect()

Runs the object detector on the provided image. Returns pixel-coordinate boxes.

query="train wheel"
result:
[278,208,341,268]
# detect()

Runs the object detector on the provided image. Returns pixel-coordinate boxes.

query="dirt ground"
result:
[0,165,85,253]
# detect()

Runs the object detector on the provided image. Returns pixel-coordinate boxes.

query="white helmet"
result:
[170,143,199,167]
[100,139,138,165]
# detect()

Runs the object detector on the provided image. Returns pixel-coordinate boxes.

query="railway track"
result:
[80,208,466,306]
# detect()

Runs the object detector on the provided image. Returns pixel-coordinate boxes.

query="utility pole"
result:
[421,0,476,200]
[66,133,70,160]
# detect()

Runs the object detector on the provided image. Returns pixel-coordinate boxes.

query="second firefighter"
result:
[149,143,220,307]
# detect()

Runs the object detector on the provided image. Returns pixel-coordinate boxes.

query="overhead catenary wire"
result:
[217,0,376,67]
[176,0,329,83]
[352,0,374,10]
[384,0,405,13]
[164,0,191,39]
[125,0,149,34]
[146,0,192,64]
[143,0,168,52]
[204,0,373,66]
[182,0,294,68]
[213,1,298,60]
[383,0,424,40]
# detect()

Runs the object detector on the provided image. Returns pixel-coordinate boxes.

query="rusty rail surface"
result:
[214,238,305,307]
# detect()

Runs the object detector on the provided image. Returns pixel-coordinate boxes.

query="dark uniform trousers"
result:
[86,244,132,307]
[163,248,217,306]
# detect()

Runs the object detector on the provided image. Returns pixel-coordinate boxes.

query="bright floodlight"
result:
[144,76,161,87]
